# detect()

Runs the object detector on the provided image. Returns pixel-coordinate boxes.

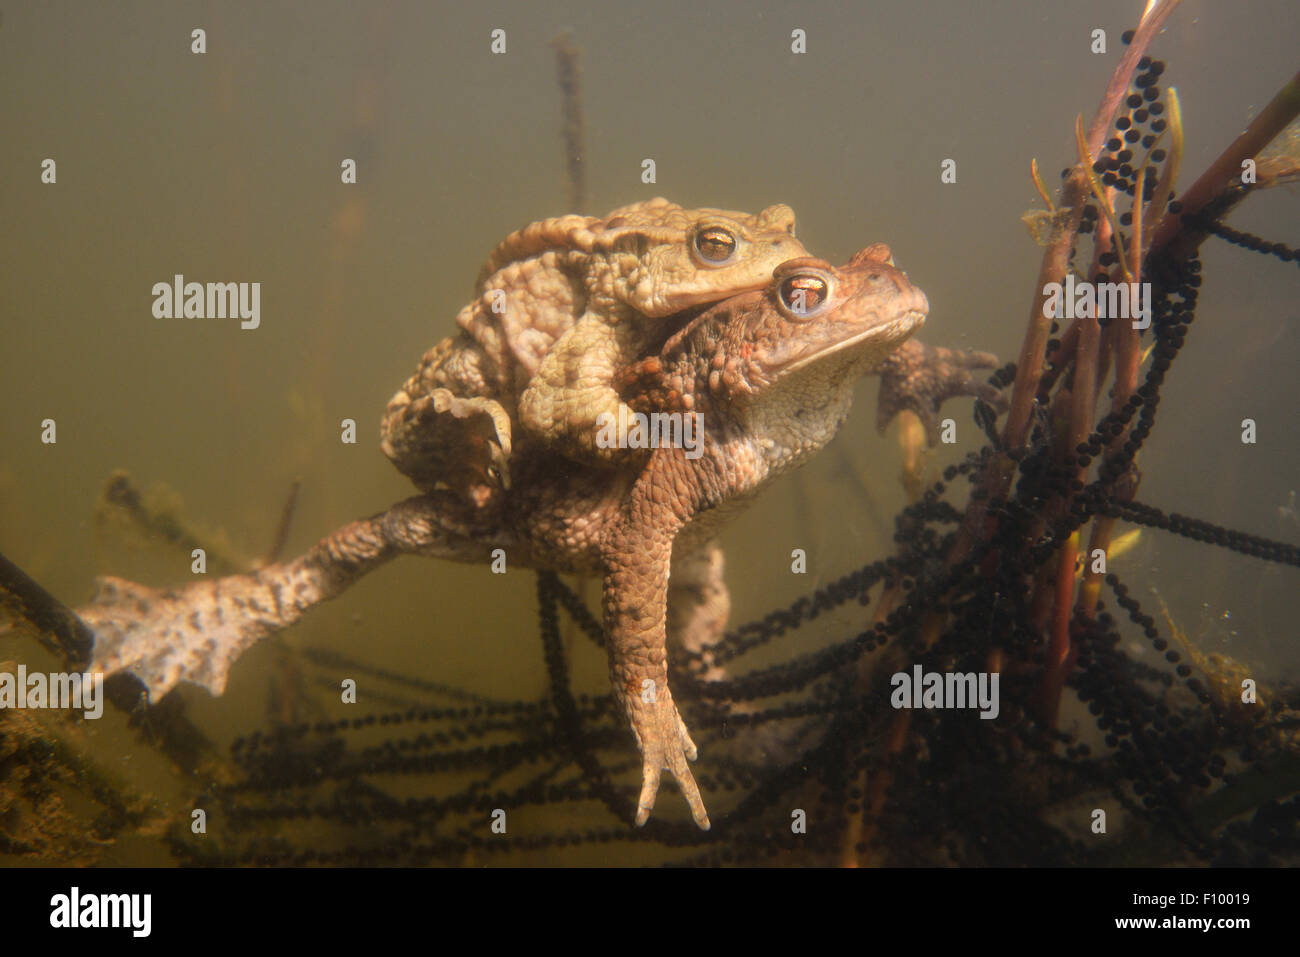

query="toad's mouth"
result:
[668,281,767,311]
[779,308,927,374]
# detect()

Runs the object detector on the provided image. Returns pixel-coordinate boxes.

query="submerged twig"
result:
[261,478,302,567]
[97,470,248,574]
[552,30,588,214]
[0,550,94,666]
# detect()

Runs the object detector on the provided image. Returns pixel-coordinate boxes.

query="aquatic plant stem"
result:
[1038,297,1102,722]
[969,1,1177,725]
[1042,530,1081,716]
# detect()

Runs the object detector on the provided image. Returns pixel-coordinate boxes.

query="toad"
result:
[380,197,808,500]
[382,198,999,506]
[81,244,932,829]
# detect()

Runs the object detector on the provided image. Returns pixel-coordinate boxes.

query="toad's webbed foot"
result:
[624,684,709,829]
[80,495,499,701]
[875,338,1007,445]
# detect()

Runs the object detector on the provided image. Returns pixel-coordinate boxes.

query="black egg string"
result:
[226,734,573,798]
[672,528,995,706]
[535,569,646,832]
[1179,203,1300,269]
[1089,573,1300,860]
[180,695,674,864]
[547,573,606,647]
[179,821,663,868]
[691,695,843,733]
[297,646,514,708]
[1214,795,1300,866]
[1101,499,1300,567]
[678,558,893,669]
[231,699,552,757]
[674,446,991,675]
[1089,58,1169,206]
[1034,245,1297,575]
[221,766,603,831]
[1072,601,1209,854]
[181,534,991,863]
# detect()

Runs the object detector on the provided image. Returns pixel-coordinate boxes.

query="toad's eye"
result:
[693,226,739,264]
[778,274,830,319]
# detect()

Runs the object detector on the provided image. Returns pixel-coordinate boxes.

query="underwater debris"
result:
[96,470,250,576]
[0,659,165,865]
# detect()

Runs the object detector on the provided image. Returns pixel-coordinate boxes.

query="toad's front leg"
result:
[520,316,657,465]
[873,338,1006,444]
[601,459,710,830]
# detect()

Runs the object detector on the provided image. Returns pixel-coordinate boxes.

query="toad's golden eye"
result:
[778,274,829,319]
[693,226,739,264]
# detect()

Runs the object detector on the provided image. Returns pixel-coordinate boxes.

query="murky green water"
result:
[1,0,1297,866]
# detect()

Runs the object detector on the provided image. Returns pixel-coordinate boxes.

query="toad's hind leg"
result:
[668,543,731,682]
[602,464,710,830]
[81,493,504,703]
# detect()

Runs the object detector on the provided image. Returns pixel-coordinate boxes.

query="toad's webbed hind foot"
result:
[625,687,710,830]
[875,338,1007,444]
[80,494,501,701]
